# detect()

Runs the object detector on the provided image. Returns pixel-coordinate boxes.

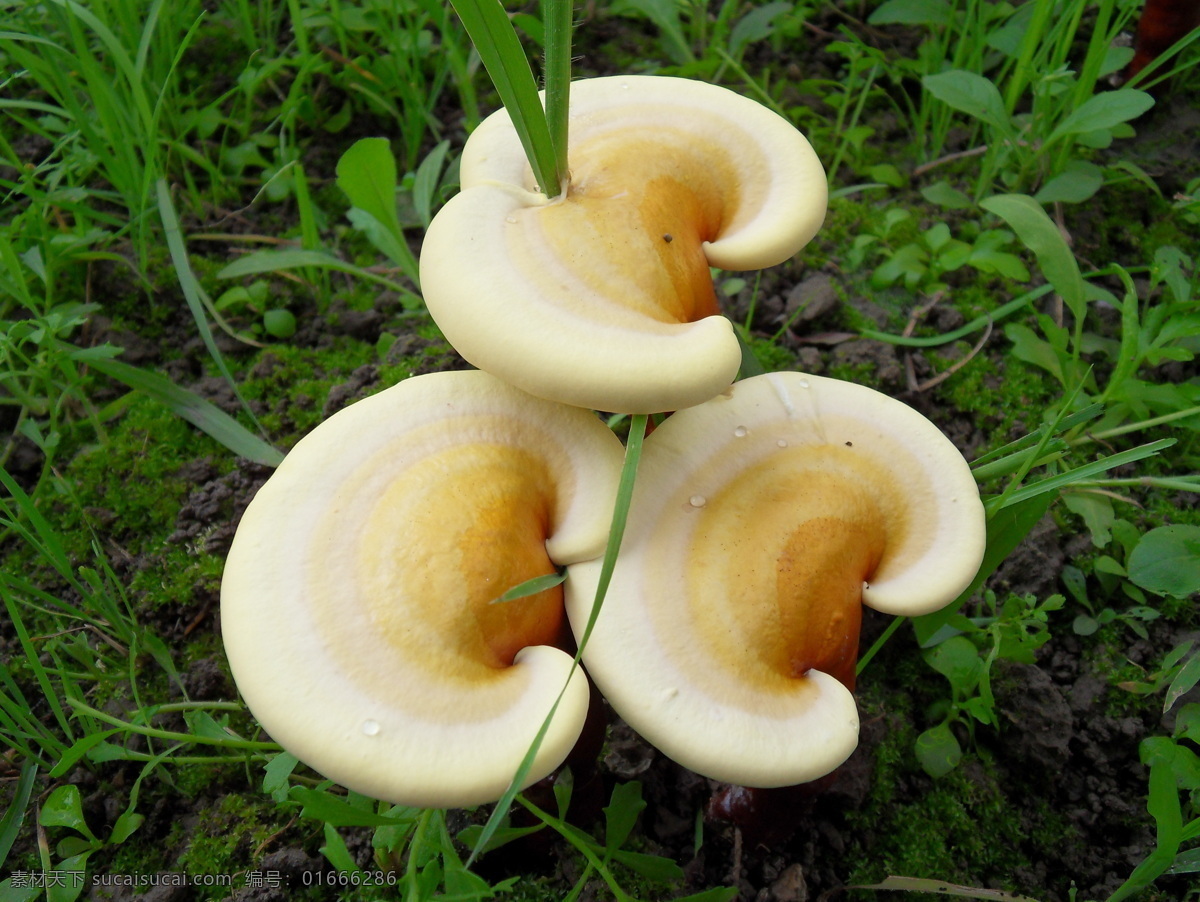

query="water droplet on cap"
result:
[689,494,707,508]
[361,719,381,737]
[733,425,748,438]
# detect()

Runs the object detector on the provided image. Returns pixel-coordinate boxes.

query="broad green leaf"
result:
[345,207,420,281]
[922,180,974,209]
[108,811,144,845]
[925,636,983,691]
[1004,323,1064,383]
[336,138,403,242]
[604,781,646,851]
[612,848,685,881]
[915,722,962,778]
[728,2,791,58]
[263,752,299,803]
[923,71,1012,133]
[1046,88,1154,144]
[40,786,96,841]
[1035,161,1103,204]
[1128,525,1200,599]
[981,194,1087,325]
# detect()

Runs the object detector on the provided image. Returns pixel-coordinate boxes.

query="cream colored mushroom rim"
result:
[221,75,987,808]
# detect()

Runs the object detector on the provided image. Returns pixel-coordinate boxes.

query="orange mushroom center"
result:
[683,445,902,694]
[308,438,567,695]
[536,132,739,325]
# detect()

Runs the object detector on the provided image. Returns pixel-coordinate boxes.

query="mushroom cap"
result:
[566,372,986,787]
[221,370,625,809]
[419,75,827,414]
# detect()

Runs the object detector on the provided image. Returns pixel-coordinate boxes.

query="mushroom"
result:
[565,372,987,787]
[221,370,624,808]
[419,75,827,414]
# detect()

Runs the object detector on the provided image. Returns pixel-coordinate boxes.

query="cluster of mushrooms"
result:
[221,76,987,810]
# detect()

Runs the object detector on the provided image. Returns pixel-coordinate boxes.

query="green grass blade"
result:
[82,355,284,467]
[218,248,422,307]
[0,760,37,869]
[450,0,560,195]
[156,179,271,439]
[993,438,1174,511]
[542,0,572,190]
[465,414,648,868]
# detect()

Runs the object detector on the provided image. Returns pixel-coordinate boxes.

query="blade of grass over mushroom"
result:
[491,570,567,604]
[449,0,561,196]
[541,0,572,189]
[466,414,648,868]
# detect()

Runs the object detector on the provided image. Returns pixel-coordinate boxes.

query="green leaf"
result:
[1046,88,1155,144]
[925,636,983,692]
[319,822,362,874]
[1004,323,1064,383]
[263,752,299,803]
[604,781,646,851]
[40,786,96,842]
[728,2,792,59]
[290,787,415,828]
[1035,161,1104,204]
[108,811,144,845]
[1128,525,1200,599]
[921,180,973,209]
[1165,653,1200,714]
[412,139,451,229]
[612,848,685,882]
[923,71,1012,133]
[980,194,1087,326]
[336,138,403,242]
[915,722,962,778]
